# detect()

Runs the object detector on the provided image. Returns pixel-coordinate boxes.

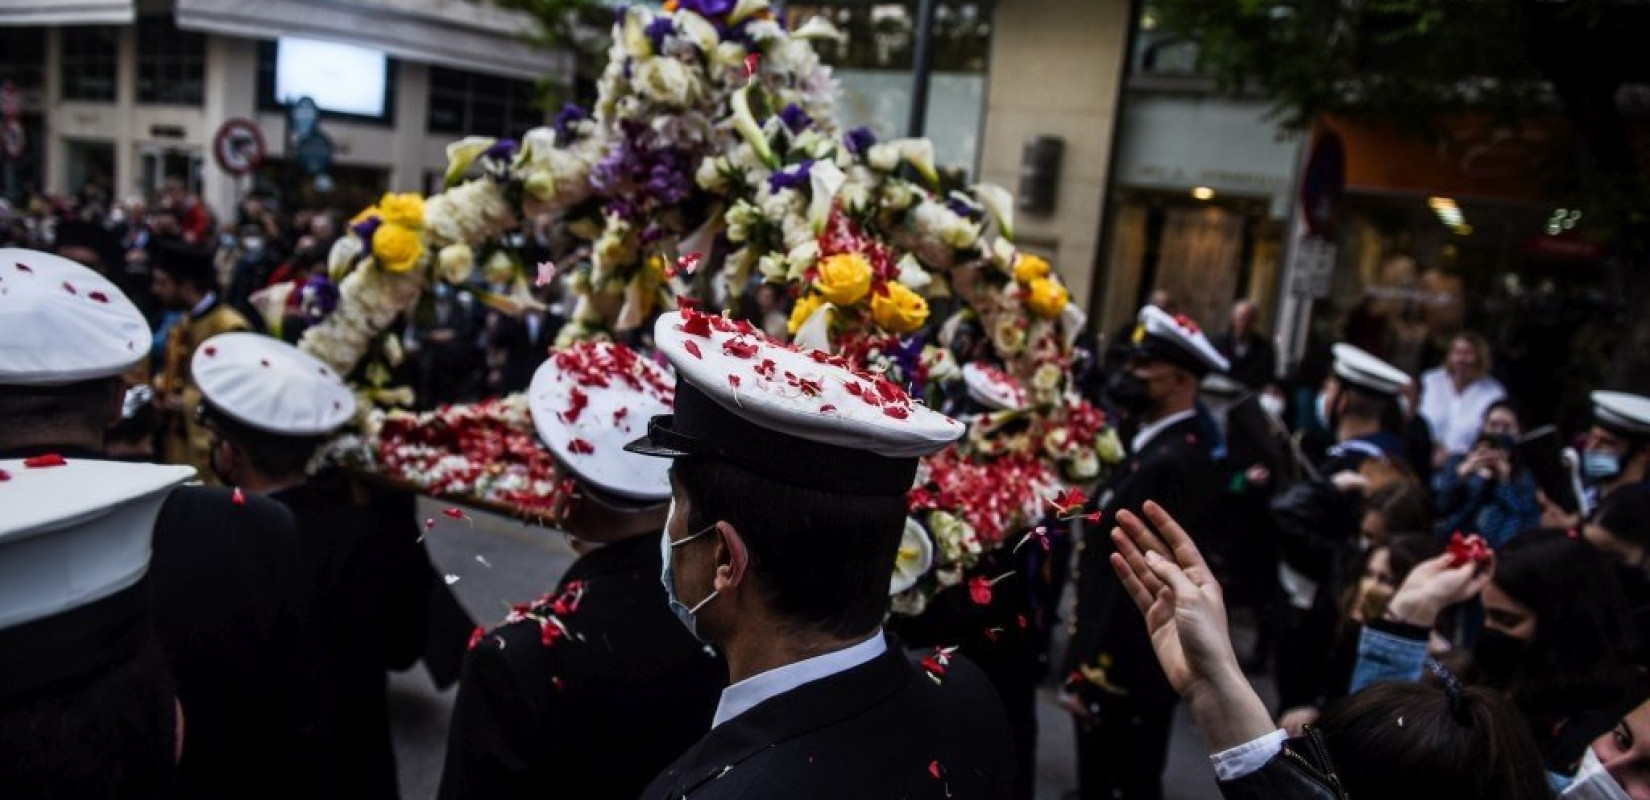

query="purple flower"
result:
[645,17,675,52]
[778,103,813,134]
[484,139,518,161]
[676,0,737,17]
[845,127,877,156]
[300,275,340,321]
[947,196,983,221]
[553,104,589,143]
[351,216,381,246]
[766,159,815,192]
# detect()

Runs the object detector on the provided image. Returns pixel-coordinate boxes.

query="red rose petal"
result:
[203,345,217,357]
[683,341,703,359]
[820,404,836,414]
[15,262,32,273]
[467,626,486,650]
[61,281,76,295]
[728,374,742,389]
[88,291,109,303]
[928,760,942,779]
[232,487,246,506]
[744,53,760,78]
[567,438,595,455]
[23,454,66,468]
[0,468,10,481]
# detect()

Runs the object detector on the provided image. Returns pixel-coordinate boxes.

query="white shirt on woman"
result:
[1418,368,1506,455]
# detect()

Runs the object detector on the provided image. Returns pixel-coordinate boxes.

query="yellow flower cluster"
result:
[362,192,428,274]
[1025,277,1069,319]
[872,283,929,334]
[814,253,872,305]
[1013,254,1050,284]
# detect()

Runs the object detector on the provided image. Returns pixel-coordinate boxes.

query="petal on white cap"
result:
[0,249,151,386]
[193,332,357,436]
[527,342,675,502]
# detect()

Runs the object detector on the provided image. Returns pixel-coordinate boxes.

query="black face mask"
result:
[1472,627,1530,685]
[1106,371,1152,416]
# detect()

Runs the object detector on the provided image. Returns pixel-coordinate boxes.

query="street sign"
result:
[2,120,25,160]
[1300,130,1346,238]
[294,131,334,176]
[289,97,320,142]
[212,118,266,176]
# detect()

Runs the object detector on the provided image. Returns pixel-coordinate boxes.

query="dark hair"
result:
[1340,382,1399,429]
[1597,482,1650,548]
[0,642,177,799]
[200,403,322,480]
[674,458,908,638]
[1318,681,1550,800]
[1365,481,1432,537]
[0,378,120,447]
[1386,533,1442,583]
[1493,528,1638,681]
[1483,398,1522,427]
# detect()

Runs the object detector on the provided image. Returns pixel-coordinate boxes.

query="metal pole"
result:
[906,0,939,137]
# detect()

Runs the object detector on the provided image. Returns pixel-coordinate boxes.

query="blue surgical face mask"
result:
[659,500,719,641]
[1584,450,1624,482]
[1562,745,1631,800]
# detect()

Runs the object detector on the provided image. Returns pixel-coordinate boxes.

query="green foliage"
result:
[484,0,612,109]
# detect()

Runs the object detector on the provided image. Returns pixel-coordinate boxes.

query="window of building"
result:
[136,16,206,105]
[781,3,992,177]
[60,26,119,102]
[255,41,397,125]
[426,66,543,139]
[0,28,46,90]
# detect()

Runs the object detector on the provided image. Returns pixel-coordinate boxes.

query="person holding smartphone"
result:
[1435,401,1541,547]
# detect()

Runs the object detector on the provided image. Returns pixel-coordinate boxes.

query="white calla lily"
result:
[730,84,778,168]
[621,7,654,58]
[443,136,496,188]
[972,183,1015,241]
[792,300,837,352]
[673,11,720,53]
[890,518,935,595]
[791,16,844,41]
[896,253,932,290]
[807,159,847,234]
[895,138,939,187]
[728,0,770,25]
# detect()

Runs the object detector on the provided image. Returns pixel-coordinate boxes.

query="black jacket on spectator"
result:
[438,534,727,800]
[1215,331,1278,392]
[273,474,432,800]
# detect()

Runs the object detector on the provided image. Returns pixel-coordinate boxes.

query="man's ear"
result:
[712,521,750,594]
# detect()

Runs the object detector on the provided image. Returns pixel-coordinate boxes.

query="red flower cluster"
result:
[550,342,673,404]
[375,399,568,515]
[1446,532,1492,568]
[908,446,1055,548]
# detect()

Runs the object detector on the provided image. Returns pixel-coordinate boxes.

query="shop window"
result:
[782,2,991,177]
[426,67,542,139]
[61,26,119,102]
[0,28,46,90]
[137,16,206,105]
[255,41,398,125]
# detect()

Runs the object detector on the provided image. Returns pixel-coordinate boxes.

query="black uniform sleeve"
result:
[437,633,560,800]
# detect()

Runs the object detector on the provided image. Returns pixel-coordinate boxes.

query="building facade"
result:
[0,0,567,219]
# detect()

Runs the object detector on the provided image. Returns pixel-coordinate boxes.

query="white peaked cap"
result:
[0,457,195,630]
[0,248,151,386]
[1331,343,1412,396]
[528,341,675,503]
[1593,390,1650,437]
[1135,306,1230,375]
[193,332,356,436]
[962,362,1028,411]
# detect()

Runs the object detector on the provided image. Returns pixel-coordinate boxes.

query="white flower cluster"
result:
[299,244,427,374]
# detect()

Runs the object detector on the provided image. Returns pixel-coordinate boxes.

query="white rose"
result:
[696,156,731,194]
[757,252,787,284]
[437,244,475,284]
[1067,448,1101,481]
[881,180,915,211]
[787,240,820,273]
[634,57,698,108]
[725,200,761,243]
[867,142,900,172]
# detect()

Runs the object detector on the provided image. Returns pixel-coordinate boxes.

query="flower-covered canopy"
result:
[304,0,1119,611]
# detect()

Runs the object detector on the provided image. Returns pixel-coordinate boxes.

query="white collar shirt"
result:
[711,630,887,728]
[1130,407,1198,454]
[1418,368,1506,455]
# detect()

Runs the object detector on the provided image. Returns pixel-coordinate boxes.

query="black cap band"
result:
[1135,334,1213,378]
[626,382,918,496]
[0,576,152,705]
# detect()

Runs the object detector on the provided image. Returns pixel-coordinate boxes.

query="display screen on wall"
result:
[274,37,387,118]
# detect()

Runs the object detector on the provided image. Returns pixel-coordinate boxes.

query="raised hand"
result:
[1108,501,1274,751]
[1385,552,1496,629]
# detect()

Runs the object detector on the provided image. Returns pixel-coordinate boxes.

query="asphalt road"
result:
[389,497,1274,800]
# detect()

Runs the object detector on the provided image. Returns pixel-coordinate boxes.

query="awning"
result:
[0,0,134,25]
[176,0,569,82]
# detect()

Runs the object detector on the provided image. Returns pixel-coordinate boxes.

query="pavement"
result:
[389,497,1277,800]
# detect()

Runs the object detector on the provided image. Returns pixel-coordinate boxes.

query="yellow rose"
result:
[372,224,425,273]
[871,282,930,334]
[377,192,426,229]
[1025,277,1069,319]
[788,291,825,334]
[813,252,872,306]
[1013,254,1051,284]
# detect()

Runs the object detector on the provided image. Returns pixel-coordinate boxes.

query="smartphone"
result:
[1516,426,1580,514]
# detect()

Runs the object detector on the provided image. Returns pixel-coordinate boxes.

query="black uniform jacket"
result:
[638,633,1014,800]
[1065,414,1220,704]
[0,446,325,798]
[438,533,726,800]
[273,474,430,800]
[150,482,327,799]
